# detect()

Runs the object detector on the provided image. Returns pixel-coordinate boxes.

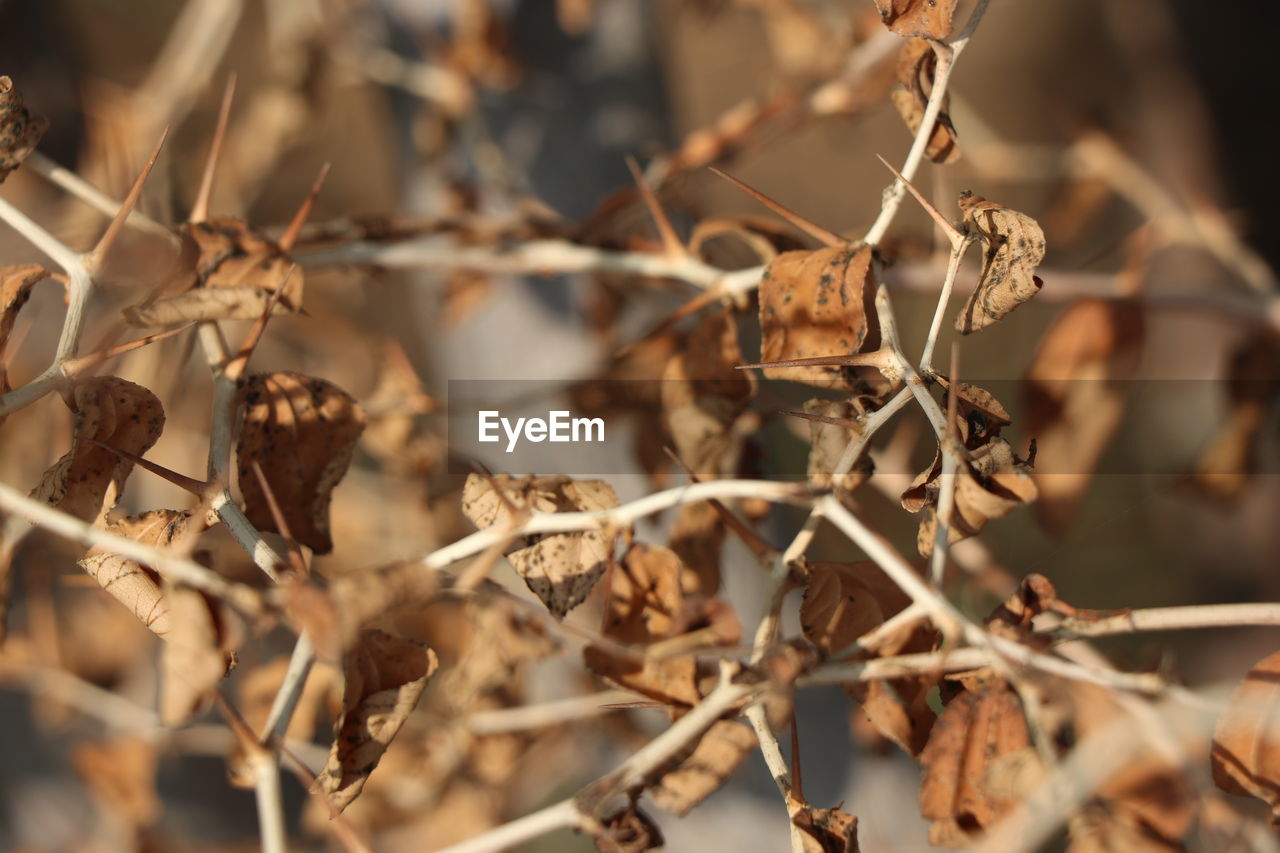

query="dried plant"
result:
[0,2,1278,852]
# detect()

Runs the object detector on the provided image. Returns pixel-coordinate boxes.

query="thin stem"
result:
[1045,603,1280,640]
[862,0,994,247]
[260,633,316,747]
[0,480,263,615]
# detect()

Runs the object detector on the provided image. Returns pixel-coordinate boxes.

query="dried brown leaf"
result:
[931,374,1012,449]
[650,719,757,816]
[72,736,159,828]
[461,473,619,618]
[662,308,756,477]
[584,543,702,707]
[160,581,237,726]
[873,0,958,39]
[801,561,886,657]
[31,377,165,522]
[1212,649,1280,819]
[891,39,959,164]
[955,192,1046,334]
[919,685,1030,845]
[1187,332,1280,501]
[793,803,861,853]
[123,220,303,326]
[593,805,665,853]
[1025,298,1145,534]
[801,398,873,495]
[909,438,1038,557]
[236,372,366,554]
[668,500,725,596]
[759,245,880,389]
[78,509,196,636]
[0,76,47,181]
[318,628,438,812]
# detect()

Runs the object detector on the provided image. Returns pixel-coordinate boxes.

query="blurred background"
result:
[0,0,1277,850]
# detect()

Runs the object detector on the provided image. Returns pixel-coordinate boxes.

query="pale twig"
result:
[421,479,810,572]
[1043,603,1280,640]
[462,689,636,736]
[918,235,975,372]
[298,235,744,290]
[437,669,755,853]
[431,799,584,853]
[862,0,994,247]
[24,151,174,239]
[259,632,316,747]
[0,480,262,614]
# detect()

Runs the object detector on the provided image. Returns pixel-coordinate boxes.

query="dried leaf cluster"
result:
[0,3,1277,853]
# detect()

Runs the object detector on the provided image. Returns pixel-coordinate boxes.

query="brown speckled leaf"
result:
[78,509,195,637]
[0,76,47,182]
[873,0,957,39]
[30,377,165,522]
[759,245,880,389]
[462,473,619,618]
[919,685,1030,846]
[650,719,757,816]
[124,219,303,326]
[955,192,1046,334]
[318,628,438,812]
[160,581,237,725]
[236,372,365,554]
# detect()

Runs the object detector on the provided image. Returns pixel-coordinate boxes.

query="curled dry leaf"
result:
[668,500,725,596]
[0,76,48,182]
[0,264,52,425]
[873,0,958,39]
[650,719,757,816]
[906,437,1037,558]
[919,684,1031,846]
[593,805,665,853]
[1212,648,1280,820]
[584,543,736,707]
[834,562,938,756]
[1025,298,1144,534]
[955,191,1046,334]
[124,220,303,326]
[72,736,159,828]
[792,803,861,853]
[1051,681,1194,850]
[759,245,880,389]
[161,580,238,725]
[801,561,890,657]
[801,398,873,496]
[236,372,366,554]
[78,509,196,637]
[931,375,1012,449]
[461,473,620,618]
[891,39,960,164]
[31,377,166,522]
[318,628,438,813]
[662,308,756,477]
